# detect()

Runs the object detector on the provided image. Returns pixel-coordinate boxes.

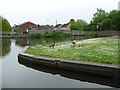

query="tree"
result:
[90,8,108,31]
[101,18,112,30]
[89,8,120,31]
[2,39,11,56]
[0,16,2,31]
[69,19,78,30]
[108,10,120,30]
[85,8,120,31]
[76,19,88,31]
[0,16,11,32]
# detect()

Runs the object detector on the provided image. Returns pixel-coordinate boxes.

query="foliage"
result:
[29,33,42,38]
[2,39,11,56]
[0,16,11,32]
[90,8,108,31]
[76,19,88,31]
[108,10,120,30]
[0,16,2,31]
[69,19,88,32]
[69,19,78,30]
[101,18,112,30]
[87,8,120,31]
[29,31,70,38]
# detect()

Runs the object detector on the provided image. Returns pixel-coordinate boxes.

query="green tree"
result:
[108,10,120,30]
[0,16,11,32]
[76,19,88,31]
[90,8,108,31]
[1,39,11,56]
[101,18,112,30]
[86,9,120,31]
[0,16,2,31]
[69,19,78,30]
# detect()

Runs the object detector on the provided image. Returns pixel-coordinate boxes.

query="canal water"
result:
[1,37,114,88]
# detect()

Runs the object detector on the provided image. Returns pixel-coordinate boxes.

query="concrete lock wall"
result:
[18,53,120,78]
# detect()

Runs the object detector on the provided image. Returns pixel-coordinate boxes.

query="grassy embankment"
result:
[25,36,118,64]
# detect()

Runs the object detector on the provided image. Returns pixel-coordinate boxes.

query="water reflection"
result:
[2,37,72,57]
[16,38,30,47]
[15,37,71,47]
[0,36,99,58]
[18,58,120,88]
[1,39,11,57]
[15,36,93,47]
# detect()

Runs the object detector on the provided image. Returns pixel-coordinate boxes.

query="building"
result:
[14,21,55,35]
[17,21,38,35]
[54,24,62,30]
[39,25,54,30]
[60,23,70,30]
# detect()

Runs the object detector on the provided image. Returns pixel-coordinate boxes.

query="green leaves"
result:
[89,9,120,31]
[108,10,120,30]
[0,16,11,32]
[69,19,79,30]
[69,19,88,31]
[76,19,88,31]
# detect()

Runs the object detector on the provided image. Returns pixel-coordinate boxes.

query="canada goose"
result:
[71,40,76,47]
[49,42,56,48]
[72,40,76,45]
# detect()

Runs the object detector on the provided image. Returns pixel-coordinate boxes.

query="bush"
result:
[29,31,70,38]
[29,33,42,38]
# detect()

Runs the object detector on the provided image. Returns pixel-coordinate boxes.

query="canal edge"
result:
[18,52,120,79]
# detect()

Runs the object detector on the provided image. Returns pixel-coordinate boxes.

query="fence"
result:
[96,30,118,36]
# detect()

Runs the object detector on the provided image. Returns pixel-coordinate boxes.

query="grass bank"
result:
[25,36,118,64]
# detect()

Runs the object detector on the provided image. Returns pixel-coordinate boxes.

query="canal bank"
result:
[18,56,120,88]
[18,53,120,80]
[2,37,115,88]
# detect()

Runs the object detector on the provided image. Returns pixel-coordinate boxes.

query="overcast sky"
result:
[0,0,119,26]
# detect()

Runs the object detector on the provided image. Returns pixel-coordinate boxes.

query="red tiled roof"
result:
[19,21,38,30]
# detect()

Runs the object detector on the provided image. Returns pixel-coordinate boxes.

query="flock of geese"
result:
[49,40,76,48]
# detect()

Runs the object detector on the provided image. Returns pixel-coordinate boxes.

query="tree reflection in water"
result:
[15,38,29,47]
[15,37,71,47]
[1,39,11,57]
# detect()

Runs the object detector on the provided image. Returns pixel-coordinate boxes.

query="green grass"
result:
[25,36,118,64]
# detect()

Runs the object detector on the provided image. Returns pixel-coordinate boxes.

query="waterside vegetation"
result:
[25,36,118,64]
[29,31,70,38]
